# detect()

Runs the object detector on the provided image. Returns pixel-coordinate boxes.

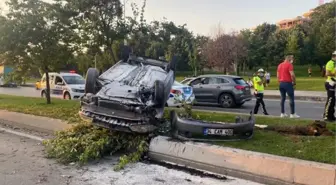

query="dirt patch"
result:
[262,120,334,136]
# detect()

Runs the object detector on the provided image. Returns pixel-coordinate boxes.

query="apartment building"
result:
[277,10,314,30]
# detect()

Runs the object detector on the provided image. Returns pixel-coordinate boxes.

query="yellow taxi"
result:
[35,80,42,90]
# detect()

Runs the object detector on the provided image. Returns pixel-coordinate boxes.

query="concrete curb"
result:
[264,95,326,102]
[148,136,336,185]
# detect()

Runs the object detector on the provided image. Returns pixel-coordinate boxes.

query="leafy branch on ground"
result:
[43,123,148,170]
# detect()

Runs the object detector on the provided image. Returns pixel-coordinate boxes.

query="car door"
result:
[189,78,205,102]
[40,75,46,90]
[53,75,65,98]
[48,74,57,97]
[197,77,219,103]
[211,77,231,99]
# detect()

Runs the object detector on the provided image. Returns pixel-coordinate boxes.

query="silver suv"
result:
[186,75,252,108]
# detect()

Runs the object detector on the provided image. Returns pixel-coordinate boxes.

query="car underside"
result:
[79,55,176,134]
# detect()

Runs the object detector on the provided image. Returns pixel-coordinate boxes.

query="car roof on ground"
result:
[198,74,242,78]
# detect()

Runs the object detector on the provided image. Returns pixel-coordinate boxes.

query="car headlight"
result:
[72,88,79,92]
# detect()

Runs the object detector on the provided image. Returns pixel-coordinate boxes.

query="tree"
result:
[0,0,76,104]
[62,0,126,65]
[204,26,247,74]
[285,31,299,60]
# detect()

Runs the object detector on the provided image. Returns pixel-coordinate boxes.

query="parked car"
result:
[35,80,41,90]
[180,77,195,85]
[185,75,252,108]
[166,81,195,107]
[0,74,18,88]
[79,55,176,134]
[40,72,85,100]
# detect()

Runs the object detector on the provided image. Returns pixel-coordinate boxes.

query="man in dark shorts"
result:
[277,55,300,118]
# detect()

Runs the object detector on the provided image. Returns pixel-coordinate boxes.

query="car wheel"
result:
[168,56,177,71]
[64,92,71,100]
[121,45,132,62]
[85,68,99,94]
[41,91,46,98]
[154,80,165,106]
[219,93,235,108]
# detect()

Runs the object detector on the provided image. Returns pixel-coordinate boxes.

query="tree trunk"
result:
[45,69,51,104]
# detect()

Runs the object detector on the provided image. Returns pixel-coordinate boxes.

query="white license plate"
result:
[204,128,233,136]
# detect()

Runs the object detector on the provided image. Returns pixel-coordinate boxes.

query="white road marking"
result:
[0,127,44,142]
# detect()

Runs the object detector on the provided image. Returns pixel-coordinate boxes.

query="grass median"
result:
[0,94,334,164]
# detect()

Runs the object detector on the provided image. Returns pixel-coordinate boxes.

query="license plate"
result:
[204,128,233,136]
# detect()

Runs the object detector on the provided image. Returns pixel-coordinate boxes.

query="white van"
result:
[40,72,85,100]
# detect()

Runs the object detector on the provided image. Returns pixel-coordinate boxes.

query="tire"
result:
[167,56,177,73]
[219,93,236,108]
[85,68,99,94]
[121,45,132,62]
[41,90,46,98]
[154,80,165,106]
[64,92,71,100]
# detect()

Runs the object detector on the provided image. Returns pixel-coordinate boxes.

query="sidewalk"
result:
[252,90,326,102]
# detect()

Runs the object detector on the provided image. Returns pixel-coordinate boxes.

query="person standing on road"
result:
[308,66,312,77]
[265,71,271,87]
[322,51,336,122]
[253,69,269,115]
[277,55,300,118]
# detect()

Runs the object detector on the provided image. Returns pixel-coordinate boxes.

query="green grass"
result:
[0,94,334,164]
[0,94,81,123]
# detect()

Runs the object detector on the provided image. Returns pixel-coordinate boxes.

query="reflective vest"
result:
[326,60,336,82]
[253,76,264,93]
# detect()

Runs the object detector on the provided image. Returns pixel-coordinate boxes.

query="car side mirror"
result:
[56,82,64,85]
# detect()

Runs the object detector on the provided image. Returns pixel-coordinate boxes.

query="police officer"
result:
[253,68,269,115]
[323,51,336,122]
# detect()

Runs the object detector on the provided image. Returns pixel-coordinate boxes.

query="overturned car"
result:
[79,53,256,140]
[79,55,176,134]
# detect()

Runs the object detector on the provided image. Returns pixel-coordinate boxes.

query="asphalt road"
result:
[193,99,325,120]
[0,127,262,185]
[0,86,326,120]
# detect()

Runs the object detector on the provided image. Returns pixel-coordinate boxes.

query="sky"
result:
[128,0,332,36]
[1,0,333,36]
